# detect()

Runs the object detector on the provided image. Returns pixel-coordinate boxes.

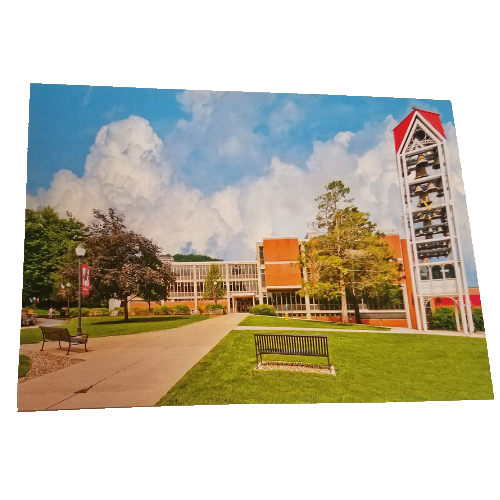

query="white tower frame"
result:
[396,111,474,333]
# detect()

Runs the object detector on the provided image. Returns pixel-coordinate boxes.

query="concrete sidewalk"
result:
[18,313,247,411]
[21,317,68,329]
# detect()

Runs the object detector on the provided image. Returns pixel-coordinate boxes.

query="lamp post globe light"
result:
[75,244,86,335]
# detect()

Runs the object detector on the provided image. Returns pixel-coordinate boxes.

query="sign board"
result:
[82,264,90,296]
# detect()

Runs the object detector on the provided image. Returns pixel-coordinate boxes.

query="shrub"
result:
[175,304,191,315]
[205,304,225,310]
[152,306,164,315]
[473,306,484,332]
[118,307,124,315]
[429,306,456,331]
[68,307,90,317]
[161,305,175,315]
[89,308,109,317]
[197,305,205,314]
[249,304,277,316]
[131,307,150,316]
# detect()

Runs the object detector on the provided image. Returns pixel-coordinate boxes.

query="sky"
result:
[25,84,477,285]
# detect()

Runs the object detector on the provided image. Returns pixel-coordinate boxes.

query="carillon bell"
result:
[426,181,437,192]
[414,155,429,179]
[436,179,444,197]
[414,184,423,193]
[417,194,433,209]
[432,155,440,170]
[423,219,433,239]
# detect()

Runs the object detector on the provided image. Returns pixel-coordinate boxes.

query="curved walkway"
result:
[21,317,68,329]
[18,313,247,411]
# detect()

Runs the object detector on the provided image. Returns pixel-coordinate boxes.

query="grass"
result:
[156,329,494,405]
[20,315,210,345]
[18,355,32,378]
[239,315,390,331]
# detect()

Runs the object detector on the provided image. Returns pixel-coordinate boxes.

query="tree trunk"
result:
[124,298,129,322]
[340,276,349,325]
[148,300,151,312]
[354,299,362,325]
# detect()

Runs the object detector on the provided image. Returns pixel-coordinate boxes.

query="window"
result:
[259,246,264,264]
[443,264,455,279]
[432,265,443,280]
[420,266,430,281]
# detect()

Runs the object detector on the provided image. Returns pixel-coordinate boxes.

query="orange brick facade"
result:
[264,263,302,287]
[263,238,300,262]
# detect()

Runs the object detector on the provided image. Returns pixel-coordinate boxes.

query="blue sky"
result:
[26,84,477,286]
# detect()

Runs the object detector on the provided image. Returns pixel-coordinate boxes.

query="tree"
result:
[138,266,176,311]
[73,208,176,321]
[298,181,401,325]
[202,264,225,305]
[23,207,86,304]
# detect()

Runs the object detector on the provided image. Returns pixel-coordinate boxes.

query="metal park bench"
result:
[40,326,89,355]
[253,333,331,369]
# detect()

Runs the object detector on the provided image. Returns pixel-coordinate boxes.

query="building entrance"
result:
[236,298,253,313]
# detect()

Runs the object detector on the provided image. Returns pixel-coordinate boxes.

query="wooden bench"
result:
[254,333,330,369]
[40,326,89,355]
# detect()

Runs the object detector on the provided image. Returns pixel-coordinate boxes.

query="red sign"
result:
[213,284,216,300]
[82,264,90,296]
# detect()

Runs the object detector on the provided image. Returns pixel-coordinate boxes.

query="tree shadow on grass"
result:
[95,316,205,325]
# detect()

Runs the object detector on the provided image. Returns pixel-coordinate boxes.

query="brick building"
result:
[127,231,481,328]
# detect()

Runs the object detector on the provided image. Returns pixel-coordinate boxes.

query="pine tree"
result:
[298,181,400,325]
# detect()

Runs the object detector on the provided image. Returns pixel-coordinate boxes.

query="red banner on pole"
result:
[82,264,90,296]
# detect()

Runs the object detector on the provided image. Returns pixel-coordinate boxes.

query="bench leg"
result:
[40,340,45,352]
[58,341,61,348]
[84,340,88,352]
[67,342,71,355]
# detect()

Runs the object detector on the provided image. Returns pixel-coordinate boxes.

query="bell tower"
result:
[393,108,474,332]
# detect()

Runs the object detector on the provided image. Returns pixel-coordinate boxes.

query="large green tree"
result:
[59,208,176,321]
[298,181,401,325]
[23,207,86,304]
[138,266,176,311]
[202,263,225,305]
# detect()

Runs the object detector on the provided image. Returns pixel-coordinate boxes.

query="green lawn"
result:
[18,355,32,378]
[156,329,494,405]
[239,315,390,331]
[20,315,210,345]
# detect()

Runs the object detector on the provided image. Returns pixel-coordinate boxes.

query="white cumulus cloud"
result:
[26,112,478,284]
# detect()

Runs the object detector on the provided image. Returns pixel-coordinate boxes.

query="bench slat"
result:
[254,333,330,368]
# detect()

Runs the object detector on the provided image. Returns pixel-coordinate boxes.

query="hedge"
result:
[430,305,485,332]
[473,306,484,332]
[249,304,277,316]
[89,308,109,317]
[175,305,191,315]
[131,307,150,316]
[68,307,90,317]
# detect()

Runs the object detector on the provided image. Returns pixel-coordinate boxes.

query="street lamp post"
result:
[75,244,86,336]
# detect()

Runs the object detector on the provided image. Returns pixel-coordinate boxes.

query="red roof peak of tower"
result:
[393,108,446,153]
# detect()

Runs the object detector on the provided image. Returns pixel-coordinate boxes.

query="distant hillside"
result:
[161,253,222,262]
